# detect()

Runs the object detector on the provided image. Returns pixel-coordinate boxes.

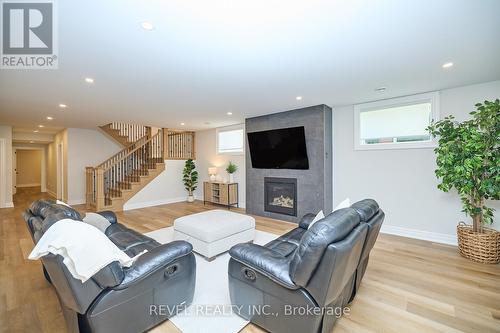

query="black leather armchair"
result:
[23,200,196,333]
[228,199,384,333]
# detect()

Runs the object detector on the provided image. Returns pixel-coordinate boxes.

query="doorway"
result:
[15,149,43,190]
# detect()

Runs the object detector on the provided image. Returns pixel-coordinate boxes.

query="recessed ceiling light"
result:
[33,130,39,133]
[46,116,54,120]
[180,122,185,126]
[227,112,233,115]
[375,87,387,92]
[85,77,94,83]
[140,22,154,31]
[296,96,303,101]
[442,62,454,69]
[59,103,67,108]
[38,125,44,128]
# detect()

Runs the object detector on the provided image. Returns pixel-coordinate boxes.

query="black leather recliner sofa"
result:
[23,199,196,333]
[228,199,384,333]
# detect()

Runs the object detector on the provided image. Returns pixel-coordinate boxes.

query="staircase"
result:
[100,123,149,146]
[86,124,195,211]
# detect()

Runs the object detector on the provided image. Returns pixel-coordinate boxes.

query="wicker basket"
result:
[457,222,500,264]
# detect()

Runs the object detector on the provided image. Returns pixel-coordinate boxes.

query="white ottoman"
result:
[173,209,255,260]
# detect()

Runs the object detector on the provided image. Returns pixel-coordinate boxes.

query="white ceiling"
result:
[1,0,500,132]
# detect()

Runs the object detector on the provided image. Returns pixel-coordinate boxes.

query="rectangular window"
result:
[216,124,244,154]
[354,92,439,150]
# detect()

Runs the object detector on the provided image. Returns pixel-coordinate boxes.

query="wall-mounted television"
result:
[247,126,309,169]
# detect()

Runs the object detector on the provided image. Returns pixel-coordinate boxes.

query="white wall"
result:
[0,125,13,207]
[194,128,246,207]
[46,130,68,201]
[334,80,500,244]
[66,128,122,205]
[123,160,189,210]
[12,131,54,143]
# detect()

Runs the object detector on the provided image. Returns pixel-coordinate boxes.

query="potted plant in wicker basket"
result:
[183,159,198,203]
[427,99,500,264]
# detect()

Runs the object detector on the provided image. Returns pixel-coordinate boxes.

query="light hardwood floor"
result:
[1,187,499,333]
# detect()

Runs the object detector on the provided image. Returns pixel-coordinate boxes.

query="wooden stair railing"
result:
[86,130,164,211]
[100,122,151,146]
[164,129,196,160]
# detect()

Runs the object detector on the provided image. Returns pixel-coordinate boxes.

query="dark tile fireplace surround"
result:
[246,105,333,223]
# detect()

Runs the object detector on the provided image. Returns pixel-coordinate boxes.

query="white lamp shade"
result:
[208,167,217,175]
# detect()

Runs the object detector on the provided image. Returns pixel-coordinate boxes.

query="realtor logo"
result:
[1,0,58,69]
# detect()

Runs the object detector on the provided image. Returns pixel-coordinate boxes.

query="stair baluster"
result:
[86,130,164,211]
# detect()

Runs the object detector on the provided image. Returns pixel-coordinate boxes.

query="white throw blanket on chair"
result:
[29,219,144,282]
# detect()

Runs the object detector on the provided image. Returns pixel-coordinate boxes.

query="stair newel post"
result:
[95,167,105,211]
[85,167,94,208]
[159,129,163,160]
[162,128,169,159]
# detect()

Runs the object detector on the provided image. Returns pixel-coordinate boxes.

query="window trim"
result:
[353,91,440,150]
[216,124,245,155]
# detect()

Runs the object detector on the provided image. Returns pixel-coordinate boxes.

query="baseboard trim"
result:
[123,197,188,211]
[16,183,41,188]
[381,224,457,246]
[3,202,14,208]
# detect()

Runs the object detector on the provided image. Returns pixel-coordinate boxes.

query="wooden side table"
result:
[203,181,238,209]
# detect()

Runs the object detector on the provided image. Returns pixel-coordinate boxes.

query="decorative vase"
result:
[229,174,234,183]
[187,195,194,203]
[457,222,500,264]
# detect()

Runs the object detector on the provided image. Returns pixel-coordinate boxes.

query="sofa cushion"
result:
[83,212,111,232]
[265,227,306,257]
[105,223,160,254]
[265,240,298,257]
[108,231,150,251]
[351,199,379,222]
[30,199,82,221]
[124,241,161,257]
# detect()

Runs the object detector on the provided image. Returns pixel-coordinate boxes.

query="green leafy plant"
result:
[226,161,238,174]
[183,159,198,196]
[427,99,500,232]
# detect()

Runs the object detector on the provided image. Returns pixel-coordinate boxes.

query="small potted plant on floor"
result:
[226,161,238,183]
[427,99,499,264]
[183,159,198,202]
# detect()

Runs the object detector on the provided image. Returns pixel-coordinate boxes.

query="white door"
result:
[12,149,17,195]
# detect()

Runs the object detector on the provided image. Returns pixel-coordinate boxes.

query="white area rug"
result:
[145,227,277,333]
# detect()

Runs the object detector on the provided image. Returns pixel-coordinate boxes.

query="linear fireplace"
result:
[264,177,297,216]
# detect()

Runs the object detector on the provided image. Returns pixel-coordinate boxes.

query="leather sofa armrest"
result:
[92,261,125,288]
[115,241,193,289]
[298,213,316,229]
[96,211,118,224]
[229,243,297,289]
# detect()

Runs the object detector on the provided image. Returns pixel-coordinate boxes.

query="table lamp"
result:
[208,167,217,181]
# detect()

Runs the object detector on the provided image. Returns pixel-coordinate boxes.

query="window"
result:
[216,124,244,154]
[354,92,439,150]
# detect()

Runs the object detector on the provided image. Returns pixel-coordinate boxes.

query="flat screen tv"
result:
[247,126,309,169]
